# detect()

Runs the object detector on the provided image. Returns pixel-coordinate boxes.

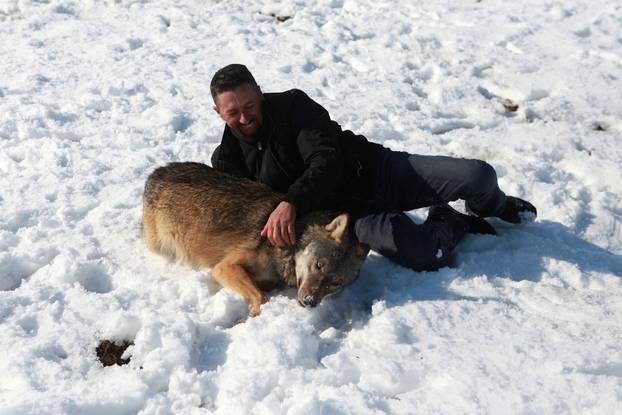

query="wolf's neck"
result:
[273,246,297,286]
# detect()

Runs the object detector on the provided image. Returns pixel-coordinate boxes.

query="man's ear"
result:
[212,105,220,115]
[256,85,264,99]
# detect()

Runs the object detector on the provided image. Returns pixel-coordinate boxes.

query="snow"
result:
[1,0,621,413]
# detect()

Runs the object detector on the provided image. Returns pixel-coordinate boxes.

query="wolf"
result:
[142,162,369,317]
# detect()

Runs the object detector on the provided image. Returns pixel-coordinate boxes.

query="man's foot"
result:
[428,205,497,235]
[498,196,537,224]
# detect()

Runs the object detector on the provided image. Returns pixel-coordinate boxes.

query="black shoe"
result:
[498,196,537,224]
[428,205,497,235]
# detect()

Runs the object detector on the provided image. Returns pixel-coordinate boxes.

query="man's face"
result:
[213,83,264,139]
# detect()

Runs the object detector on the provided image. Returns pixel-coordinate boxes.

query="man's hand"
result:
[261,201,296,247]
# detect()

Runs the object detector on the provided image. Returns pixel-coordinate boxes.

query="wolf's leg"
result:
[212,254,267,317]
[142,208,160,252]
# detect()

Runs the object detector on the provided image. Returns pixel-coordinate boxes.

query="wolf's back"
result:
[142,162,281,266]
[144,162,280,229]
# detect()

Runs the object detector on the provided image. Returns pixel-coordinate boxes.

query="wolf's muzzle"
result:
[299,295,317,308]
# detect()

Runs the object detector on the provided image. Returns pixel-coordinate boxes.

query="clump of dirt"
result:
[502,99,519,112]
[96,340,133,366]
[273,14,291,22]
[258,12,292,22]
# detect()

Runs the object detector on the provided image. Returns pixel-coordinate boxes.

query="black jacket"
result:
[211,89,384,214]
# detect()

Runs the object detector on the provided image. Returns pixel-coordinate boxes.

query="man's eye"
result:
[315,260,325,270]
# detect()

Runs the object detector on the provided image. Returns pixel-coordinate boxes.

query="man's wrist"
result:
[283,193,307,214]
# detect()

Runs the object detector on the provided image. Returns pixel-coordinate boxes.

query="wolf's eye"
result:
[315,259,325,271]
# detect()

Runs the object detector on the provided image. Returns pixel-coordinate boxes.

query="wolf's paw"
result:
[248,305,261,317]
[248,294,267,317]
[248,304,262,317]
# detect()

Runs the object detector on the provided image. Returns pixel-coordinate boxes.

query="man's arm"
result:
[262,90,345,247]
[282,90,345,214]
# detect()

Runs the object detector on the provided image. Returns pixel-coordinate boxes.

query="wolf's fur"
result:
[142,162,369,316]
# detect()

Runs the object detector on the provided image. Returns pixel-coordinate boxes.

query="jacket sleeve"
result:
[210,130,249,178]
[282,91,344,213]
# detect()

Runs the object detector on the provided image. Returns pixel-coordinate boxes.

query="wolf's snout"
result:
[299,295,317,308]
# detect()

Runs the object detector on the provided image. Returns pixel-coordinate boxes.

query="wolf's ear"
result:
[325,213,349,242]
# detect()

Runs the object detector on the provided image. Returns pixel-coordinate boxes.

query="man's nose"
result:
[239,112,249,124]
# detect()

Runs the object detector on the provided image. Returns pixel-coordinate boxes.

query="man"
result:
[210,64,537,271]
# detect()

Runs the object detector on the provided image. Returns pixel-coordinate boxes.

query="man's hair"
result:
[210,64,258,104]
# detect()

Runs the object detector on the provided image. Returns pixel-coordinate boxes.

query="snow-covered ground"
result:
[1,0,622,413]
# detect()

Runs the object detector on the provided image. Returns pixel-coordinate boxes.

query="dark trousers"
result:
[353,149,507,271]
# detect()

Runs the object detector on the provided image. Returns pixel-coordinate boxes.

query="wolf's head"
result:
[294,213,369,308]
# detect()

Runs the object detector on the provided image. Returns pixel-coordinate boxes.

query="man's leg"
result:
[375,150,507,216]
[353,210,469,271]
[356,150,535,270]
[402,153,537,221]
